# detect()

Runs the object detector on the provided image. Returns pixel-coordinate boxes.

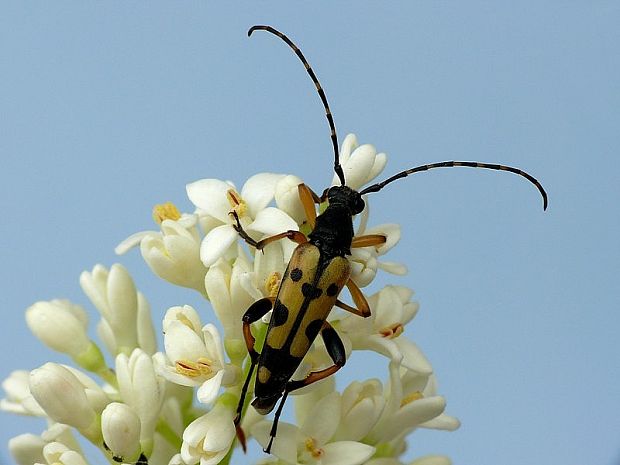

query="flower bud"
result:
[29,363,101,440]
[80,264,140,354]
[116,349,165,453]
[140,220,207,294]
[9,434,46,465]
[42,442,89,465]
[180,402,236,465]
[1,370,45,416]
[26,300,90,356]
[101,403,142,463]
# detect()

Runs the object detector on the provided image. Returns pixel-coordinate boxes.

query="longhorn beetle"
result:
[233,25,548,454]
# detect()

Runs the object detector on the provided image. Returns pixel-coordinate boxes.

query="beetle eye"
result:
[353,197,365,214]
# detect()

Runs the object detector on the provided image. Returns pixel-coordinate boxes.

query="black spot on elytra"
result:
[290,268,303,282]
[272,301,289,327]
[301,282,322,299]
[326,283,339,297]
[305,319,324,342]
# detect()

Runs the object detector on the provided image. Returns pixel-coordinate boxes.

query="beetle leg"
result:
[337,279,371,318]
[351,234,387,248]
[230,211,307,249]
[235,297,275,451]
[264,321,345,454]
[298,183,318,229]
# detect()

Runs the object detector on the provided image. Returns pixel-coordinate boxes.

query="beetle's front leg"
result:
[230,211,307,250]
[264,321,345,453]
[235,297,275,451]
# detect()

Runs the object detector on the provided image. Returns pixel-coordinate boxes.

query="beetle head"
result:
[326,186,365,215]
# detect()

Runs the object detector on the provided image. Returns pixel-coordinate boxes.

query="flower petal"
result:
[200,225,237,267]
[241,173,286,218]
[321,441,375,465]
[196,371,224,405]
[186,179,233,223]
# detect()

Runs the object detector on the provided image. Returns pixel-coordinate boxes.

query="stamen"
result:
[175,358,214,378]
[152,202,181,224]
[265,272,282,298]
[304,437,324,459]
[226,189,247,216]
[379,323,404,339]
[401,390,424,407]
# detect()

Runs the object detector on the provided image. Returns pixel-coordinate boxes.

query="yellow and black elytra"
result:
[233,25,548,454]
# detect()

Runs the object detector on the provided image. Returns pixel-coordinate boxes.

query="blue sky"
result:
[1,2,619,465]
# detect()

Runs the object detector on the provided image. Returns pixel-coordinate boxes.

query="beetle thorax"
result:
[308,186,364,258]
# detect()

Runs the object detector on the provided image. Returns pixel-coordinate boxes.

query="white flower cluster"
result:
[2,134,458,465]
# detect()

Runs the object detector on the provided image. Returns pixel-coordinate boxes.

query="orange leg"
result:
[351,234,386,248]
[338,279,371,318]
[230,211,307,249]
[298,184,319,229]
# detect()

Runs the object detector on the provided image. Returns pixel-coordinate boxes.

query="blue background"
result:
[1,2,619,465]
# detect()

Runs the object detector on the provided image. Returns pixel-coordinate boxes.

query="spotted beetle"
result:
[233,25,548,453]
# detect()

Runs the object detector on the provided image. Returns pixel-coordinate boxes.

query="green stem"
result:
[156,419,183,451]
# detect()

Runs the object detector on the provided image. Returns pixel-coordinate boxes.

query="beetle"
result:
[233,25,548,454]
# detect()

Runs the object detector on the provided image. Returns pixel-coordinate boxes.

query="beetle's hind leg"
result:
[230,211,307,250]
[235,297,275,452]
[264,321,345,454]
[334,279,371,318]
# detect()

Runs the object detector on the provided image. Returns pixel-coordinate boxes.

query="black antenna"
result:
[248,25,346,186]
[359,161,548,210]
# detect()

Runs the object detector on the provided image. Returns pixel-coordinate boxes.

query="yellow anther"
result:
[175,360,200,377]
[401,390,424,407]
[175,358,214,378]
[304,437,324,459]
[196,357,215,376]
[152,201,181,224]
[379,323,404,339]
[226,189,247,217]
[265,272,282,298]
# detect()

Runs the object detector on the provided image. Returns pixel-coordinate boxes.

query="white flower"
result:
[335,286,430,373]
[333,379,386,442]
[80,264,156,356]
[9,434,47,465]
[9,425,81,465]
[332,134,387,190]
[349,203,407,287]
[1,370,45,416]
[157,310,238,405]
[366,362,457,446]
[29,363,108,441]
[204,253,258,340]
[187,173,288,266]
[101,402,142,463]
[116,349,166,454]
[119,214,208,295]
[40,442,89,465]
[408,456,452,465]
[253,391,375,465]
[180,402,236,465]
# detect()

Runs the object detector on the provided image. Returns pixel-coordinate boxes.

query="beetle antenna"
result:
[248,25,346,186]
[359,161,548,210]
